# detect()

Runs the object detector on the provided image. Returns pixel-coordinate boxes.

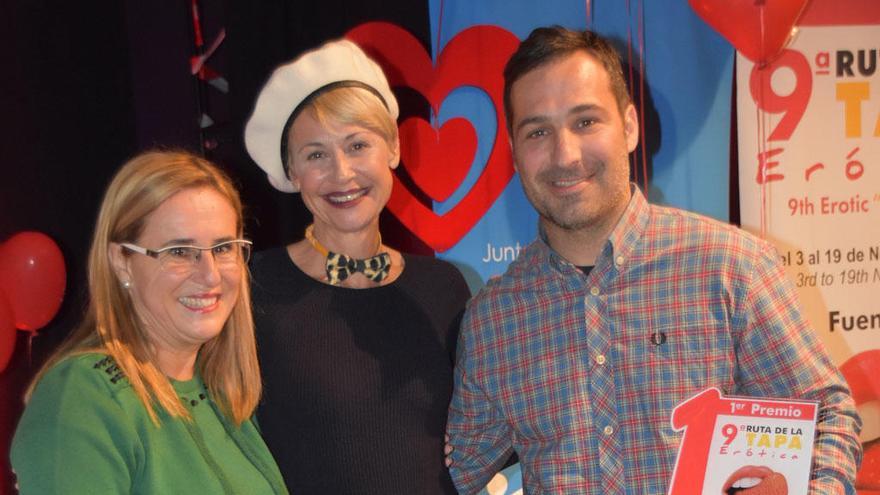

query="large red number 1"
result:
[668,388,726,495]
[749,49,812,141]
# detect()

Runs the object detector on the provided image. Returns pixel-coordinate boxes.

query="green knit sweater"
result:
[11,353,288,494]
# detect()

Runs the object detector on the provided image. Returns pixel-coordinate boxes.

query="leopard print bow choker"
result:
[304,225,391,285]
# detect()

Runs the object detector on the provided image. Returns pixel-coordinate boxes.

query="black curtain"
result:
[0,2,135,492]
[0,1,432,493]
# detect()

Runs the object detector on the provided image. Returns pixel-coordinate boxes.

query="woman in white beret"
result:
[244,39,469,494]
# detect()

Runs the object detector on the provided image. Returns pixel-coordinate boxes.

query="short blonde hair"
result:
[286,86,399,173]
[29,150,260,426]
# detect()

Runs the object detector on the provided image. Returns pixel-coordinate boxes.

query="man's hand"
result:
[444,434,453,467]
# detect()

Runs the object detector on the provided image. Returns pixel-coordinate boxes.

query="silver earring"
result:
[122,280,131,289]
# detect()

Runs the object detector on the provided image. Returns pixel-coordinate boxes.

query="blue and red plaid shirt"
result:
[447,188,861,494]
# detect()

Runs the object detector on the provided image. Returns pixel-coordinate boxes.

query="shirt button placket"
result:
[586,280,623,493]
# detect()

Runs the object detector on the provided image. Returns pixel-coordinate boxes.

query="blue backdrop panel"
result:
[427,0,733,292]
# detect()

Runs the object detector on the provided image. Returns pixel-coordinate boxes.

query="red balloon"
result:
[0,231,66,331]
[0,293,15,372]
[689,0,809,64]
[840,349,880,408]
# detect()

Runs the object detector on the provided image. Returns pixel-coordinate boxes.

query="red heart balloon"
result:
[0,231,66,331]
[689,0,808,64]
[399,116,476,203]
[0,292,15,372]
[348,22,519,252]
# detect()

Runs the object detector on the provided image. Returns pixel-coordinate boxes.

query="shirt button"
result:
[590,286,600,296]
[615,255,625,266]
[603,425,614,436]
[596,354,606,365]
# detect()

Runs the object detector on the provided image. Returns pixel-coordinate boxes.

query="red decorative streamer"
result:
[637,0,648,192]
[435,0,445,64]
[585,0,593,28]
[624,0,649,192]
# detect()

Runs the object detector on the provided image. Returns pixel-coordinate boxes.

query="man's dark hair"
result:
[503,26,632,133]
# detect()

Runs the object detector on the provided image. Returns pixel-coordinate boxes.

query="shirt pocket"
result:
[640,321,737,405]
[496,345,592,444]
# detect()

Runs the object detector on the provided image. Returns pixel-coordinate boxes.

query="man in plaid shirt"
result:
[446,26,861,494]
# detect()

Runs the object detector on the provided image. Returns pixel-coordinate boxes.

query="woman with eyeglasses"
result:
[11,150,288,494]
[243,40,470,493]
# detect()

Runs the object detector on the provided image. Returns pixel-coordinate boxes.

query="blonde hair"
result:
[285,86,399,170]
[27,150,260,426]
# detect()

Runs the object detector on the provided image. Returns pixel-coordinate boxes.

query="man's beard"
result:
[525,172,628,233]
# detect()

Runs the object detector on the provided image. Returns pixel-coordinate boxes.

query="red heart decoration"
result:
[399,116,476,203]
[689,0,808,64]
[840,349,880,409]
[347,22,519,252]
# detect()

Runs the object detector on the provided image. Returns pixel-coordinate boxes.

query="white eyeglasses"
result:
[121,239,253,273]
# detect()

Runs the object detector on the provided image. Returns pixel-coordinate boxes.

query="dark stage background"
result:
[0,1,432,492]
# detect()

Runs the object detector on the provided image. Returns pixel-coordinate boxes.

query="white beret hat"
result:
[244,39,399,192]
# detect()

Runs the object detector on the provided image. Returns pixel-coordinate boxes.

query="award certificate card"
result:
[668,387,817,495]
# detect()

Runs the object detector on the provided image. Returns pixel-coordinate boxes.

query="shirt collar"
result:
[605,184,650,266]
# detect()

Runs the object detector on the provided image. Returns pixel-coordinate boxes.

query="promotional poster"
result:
[737,8,880,489]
